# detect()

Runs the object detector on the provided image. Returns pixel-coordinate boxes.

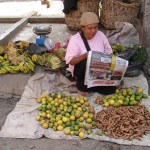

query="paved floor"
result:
[0,0,64,17]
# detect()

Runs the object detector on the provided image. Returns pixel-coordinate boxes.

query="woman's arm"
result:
[69,52,88,65]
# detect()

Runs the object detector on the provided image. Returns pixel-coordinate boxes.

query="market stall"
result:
[0,0,150,147]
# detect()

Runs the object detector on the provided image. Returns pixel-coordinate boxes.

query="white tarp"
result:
[0,72,150,146]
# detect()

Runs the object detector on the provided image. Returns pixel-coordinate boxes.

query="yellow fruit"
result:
[42,100,46,105]
[83,97,88,101]
[76,98,80,102]
[63,101,67,106]
[74,125,79,131]
[83,112,88,119]
[55,115,60,121]
[84,101,90,107]
[87,129,93,135]
[75,113,80,119]
[79,99,84,104]
[127,87,132,93]
[88,113,94,119]
[54,122,58,127]
[86,118,92,123]
[79,132,85,138]
[78,122,84,128]
[122,92,127,96]
[41,112,47,118]
[62,117,68,123]
[70,115,75,121]
[57,94,61,99]
[79,128,85,133]
[118,100,123,106]
[42,97,46,101]
[57,125,64,131]
[57,120,63,125]
[42,123,49,129]
[64,128,71,135]
[51,92,56,98]
[49,123,53,128]
[109,99,115,106]
[40,120,46,125]
[70,131,74,135]
[46,114,51,119]
[136,88,143,93]
[77,107,82,111]
[79,117,84,122]
[115,89,120,93]
[103,102,109,107]
[73,104,78,109]
[37,98,42,103]
[36,115,40,121]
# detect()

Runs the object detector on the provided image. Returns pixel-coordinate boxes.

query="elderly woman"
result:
[65,12,116,96]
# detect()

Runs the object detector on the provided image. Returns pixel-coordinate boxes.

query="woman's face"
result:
[82,23,98,40]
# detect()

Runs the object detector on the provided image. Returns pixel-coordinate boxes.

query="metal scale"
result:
[33,25,52,46]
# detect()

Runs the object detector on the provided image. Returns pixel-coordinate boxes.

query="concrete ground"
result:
[0,0,64,18]
[0,1,150,150]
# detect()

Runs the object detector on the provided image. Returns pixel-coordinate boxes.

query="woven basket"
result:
[65,0,100,30]
[100,0,140,29]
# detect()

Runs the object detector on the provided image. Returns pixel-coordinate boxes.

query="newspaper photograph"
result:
[85,51,129,88]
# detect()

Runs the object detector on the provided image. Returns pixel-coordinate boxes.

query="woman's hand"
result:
[70,52,88,65]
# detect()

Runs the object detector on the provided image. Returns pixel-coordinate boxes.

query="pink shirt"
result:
[65,31,112,76]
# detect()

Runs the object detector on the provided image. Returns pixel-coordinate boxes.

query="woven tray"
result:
[100,0,140,29]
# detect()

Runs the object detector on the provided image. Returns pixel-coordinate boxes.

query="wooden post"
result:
[142,0,150,47]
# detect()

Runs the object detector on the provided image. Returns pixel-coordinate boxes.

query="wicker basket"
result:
[65,0,100,30]
[100,0,140,29]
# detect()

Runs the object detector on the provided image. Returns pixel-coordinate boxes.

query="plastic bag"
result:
[124,69,142,77]
[107,22,139,47]
[26,43,48,54]
[62,32,72,48]
[44,38,55,50]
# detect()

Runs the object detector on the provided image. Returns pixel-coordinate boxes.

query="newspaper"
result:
[85,51,129,88]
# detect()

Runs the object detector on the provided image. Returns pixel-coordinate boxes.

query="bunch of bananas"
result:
[54,48,66,61]
[112,43,126,55]
[31,53,62,70]
[0,53,35,74]
[19,54,35,74]
[0,56,20,74]
[45,54,52,68]
[31,54,38,63]
[15,41,29,49]
[0,65,20,74]
[49,54,62,69]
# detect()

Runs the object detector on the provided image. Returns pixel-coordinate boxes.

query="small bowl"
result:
[33,25,52,35]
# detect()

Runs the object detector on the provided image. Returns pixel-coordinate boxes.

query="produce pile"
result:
[0,41,67,74]
[111,43,126,56]
[36,93,96,138]
[0,42,35,74]
[100,87,148,108]
[31,48,66,70]
[96,105,150,140]
[111,43,147,62]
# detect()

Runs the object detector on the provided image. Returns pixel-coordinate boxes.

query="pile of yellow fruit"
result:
[36,93,96,138]
[102,87,148,108]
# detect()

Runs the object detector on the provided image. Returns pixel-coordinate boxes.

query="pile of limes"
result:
[36,93,96,138]
[102,87,148,108]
